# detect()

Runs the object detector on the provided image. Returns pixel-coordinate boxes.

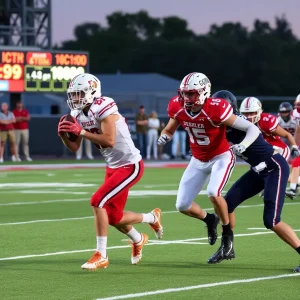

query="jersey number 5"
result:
[186,127,210,145]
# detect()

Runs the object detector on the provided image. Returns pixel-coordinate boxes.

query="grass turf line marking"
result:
[94,273,300,300]
[1,202,300,225]
[1,230,299,261]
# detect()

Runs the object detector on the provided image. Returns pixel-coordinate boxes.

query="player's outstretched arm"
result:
[224,114,260,149]
[158,118,180,145]
[81,114,118,148]
[273,125,297,147]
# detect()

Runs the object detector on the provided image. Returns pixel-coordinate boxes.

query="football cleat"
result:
[149,208,163,239]
[207,234,235,264]
[81,251,109,270]
[285,189,296,200]
[206,213,219,245]
[131,233,149,265]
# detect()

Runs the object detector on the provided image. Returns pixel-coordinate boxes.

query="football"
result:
[62,114,78,142]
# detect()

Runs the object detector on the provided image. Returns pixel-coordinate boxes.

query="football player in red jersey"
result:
[240,97,300,198]
[158,72,260,262]
[240,97,298,160]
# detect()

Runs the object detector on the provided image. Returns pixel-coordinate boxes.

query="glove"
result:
[230,144,246,155]
[58,118,82,136]
[157,134,171,145]
[291,146,300,158]
[57,115,68,136]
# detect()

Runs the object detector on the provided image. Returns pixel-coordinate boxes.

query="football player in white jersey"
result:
[278,102,296,144]
[286,94,300,199]
[58,73,163,270]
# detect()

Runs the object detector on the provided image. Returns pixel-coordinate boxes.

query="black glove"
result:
[291,146,300,158]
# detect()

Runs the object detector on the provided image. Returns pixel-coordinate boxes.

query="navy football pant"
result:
[225,154,289,229]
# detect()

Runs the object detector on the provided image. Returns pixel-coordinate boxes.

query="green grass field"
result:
[0,164,299,300]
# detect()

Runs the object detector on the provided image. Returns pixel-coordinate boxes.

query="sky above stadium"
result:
[52,0,300,45]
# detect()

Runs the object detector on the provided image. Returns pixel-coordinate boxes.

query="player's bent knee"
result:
[263,218,276,229]
[90,194,101,207]
[108,211,123,226]
[206,188,218,198]
[175,201,191,212]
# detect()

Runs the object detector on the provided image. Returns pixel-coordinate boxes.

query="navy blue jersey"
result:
[226,115,274,167]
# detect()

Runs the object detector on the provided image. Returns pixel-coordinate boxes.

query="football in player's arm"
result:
[57,73,164,271]
[59,114,118,150]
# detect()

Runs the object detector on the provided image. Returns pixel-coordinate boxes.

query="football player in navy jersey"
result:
[207,90,300,273]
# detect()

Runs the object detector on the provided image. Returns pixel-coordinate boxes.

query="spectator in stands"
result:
[76,138,94,160]
[146,111,160,160]
[171,125,187,159]
[12,100,32,161]
[135,105,148,158]
[0,102,18,162]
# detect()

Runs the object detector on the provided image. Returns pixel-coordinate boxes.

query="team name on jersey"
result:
[81,120,95,127]
[183,121,205,128]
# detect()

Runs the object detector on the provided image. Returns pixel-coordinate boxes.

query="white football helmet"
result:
[240,97,263,123]
[295,94,300,113]
[178,72,211,108]
[67,73,101,110]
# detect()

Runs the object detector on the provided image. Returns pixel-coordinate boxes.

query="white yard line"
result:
[1,202,300,225]
[0,231,296,261]
[94,273,300,300]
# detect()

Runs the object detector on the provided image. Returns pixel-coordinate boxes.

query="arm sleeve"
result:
[230,116,260,148]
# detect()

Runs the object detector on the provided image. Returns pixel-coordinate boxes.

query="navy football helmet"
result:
[278,102,293,121]
[212,90,238,114]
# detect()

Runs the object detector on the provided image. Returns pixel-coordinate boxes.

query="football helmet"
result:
[278,102,293,121]
[240,97,263,123]
[294,94,300,113]
[178,72,211,108]
[67,73,101,110]
[212,90,238,114]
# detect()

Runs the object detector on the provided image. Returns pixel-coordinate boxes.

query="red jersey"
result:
[168,96,232,161]
[257,112,287,149]
[12,108,29,130]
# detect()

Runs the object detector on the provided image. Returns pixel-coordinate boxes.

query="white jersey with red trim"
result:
[168,96,232,161]
[292,109,300,127]
[71,97,141,168]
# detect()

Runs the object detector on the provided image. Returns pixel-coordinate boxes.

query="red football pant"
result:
[90,160,144,225]
[292,156,300,168]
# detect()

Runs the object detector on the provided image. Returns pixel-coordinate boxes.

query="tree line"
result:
[57,10,300,96]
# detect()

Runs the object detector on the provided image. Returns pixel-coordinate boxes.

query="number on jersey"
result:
[210,99,221,105]
[186,127,210,145]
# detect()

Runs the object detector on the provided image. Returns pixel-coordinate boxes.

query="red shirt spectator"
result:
[12,103,30,130]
